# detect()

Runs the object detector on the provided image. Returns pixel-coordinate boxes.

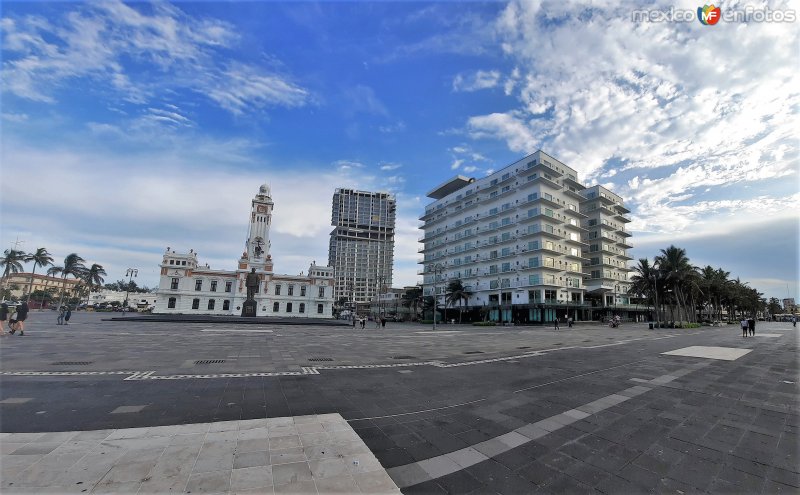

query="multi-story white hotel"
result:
[420,150,637,324]
[328,189,396,305]
[580,185,633,312]
[153,184,335,318]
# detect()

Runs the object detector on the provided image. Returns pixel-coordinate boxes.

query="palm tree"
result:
[446,279,473,323]
[81,263,107,306]
[52,253,87,309]
[654,245,698,323]
[401,286,423,321]
[24,248,54,304]
[1,249,26,293]
[629,258,657,317]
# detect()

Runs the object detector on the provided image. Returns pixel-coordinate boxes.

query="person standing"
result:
[554,318,560,331]
[0,303,8,336]
[740,317,748,337]
[57,306,65,325]
[11,301,29,336]
[64,307,72,325]
[748,316,755,337]
[792,316,797,328]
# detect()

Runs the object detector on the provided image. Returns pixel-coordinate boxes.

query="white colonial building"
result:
[153,184,335,318]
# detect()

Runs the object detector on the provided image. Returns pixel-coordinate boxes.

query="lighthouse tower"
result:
[243,183,274,272]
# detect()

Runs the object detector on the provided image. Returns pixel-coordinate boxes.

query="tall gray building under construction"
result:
[329,189,396,305]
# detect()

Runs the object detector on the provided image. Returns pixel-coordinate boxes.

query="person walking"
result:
[360,316,366,329]
[64,307,72,325]
[57,306,65,325]
[740,317,748,337]
[567,317,573,328]
[748,316,755,337]
[10,301,29,336]
[380,316,386,328]
[792,316,797,328]
[554,318,560,331]
[0,303,8,336]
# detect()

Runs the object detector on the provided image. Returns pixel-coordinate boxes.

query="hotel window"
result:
[501,262,511,272]
[528,241,539,250]
[223,300,230,310]
[169,260,174,265]
[529,289,542,301]
[317,304,324,314]
[529,257,539,268]
[170,278,179,290]
[501,232,511,241]
[192,298,200,309]
[286,303,293,313]
[208,299,215,310]
[195,280,202,291]
[300,285,306,296]
[288,285,294,296]
[529,275,541,286]
[318,287,325,298]
[168,297,176,308]
[501,247,511,256]
[275,284,281,295]
[225,281,232,292]
[273,302,280,312]
[299,303,305,313]
[490,280,499,289]
[489,265,498,274]
[210,281,217,292]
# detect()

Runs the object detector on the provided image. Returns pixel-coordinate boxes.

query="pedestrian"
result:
[65,307,72,325]
[568,317,573,328]
[380,316,386,328]
[57,306,65,325]
[740,317,748,337]
[748,316,755,337]
[352,316,356,328]
[10,301,29,336]
[792,316,797,328]
[0,303,8,336]
[554,318,560,330]
[360,317,365,329]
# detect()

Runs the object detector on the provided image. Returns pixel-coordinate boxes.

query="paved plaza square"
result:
[1,312,798,494]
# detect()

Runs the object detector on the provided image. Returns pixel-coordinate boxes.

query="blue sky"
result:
[2,0,798,302]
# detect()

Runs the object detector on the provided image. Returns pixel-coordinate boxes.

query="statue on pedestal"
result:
[245,268,259,300]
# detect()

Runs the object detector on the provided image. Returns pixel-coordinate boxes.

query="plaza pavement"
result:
[0,312,798,494]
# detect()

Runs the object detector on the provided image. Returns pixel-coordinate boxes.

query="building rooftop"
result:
[426,175,475,199]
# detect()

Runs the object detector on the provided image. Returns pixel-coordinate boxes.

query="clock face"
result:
[257,205,267,213]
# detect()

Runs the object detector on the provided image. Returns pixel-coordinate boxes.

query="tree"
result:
[445,279,473,323]
[0,249,26,292]
[767,297,782,318]
[51,253,87,310]
[654,245,699,323]
[629,258,658,318]
[81,263,107,305]
[24,247,54,303]
[401,286,423,320]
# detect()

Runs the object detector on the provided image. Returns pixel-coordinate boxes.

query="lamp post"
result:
[124,268,138,313]
[650,274,659,328]
[432,263,443,331]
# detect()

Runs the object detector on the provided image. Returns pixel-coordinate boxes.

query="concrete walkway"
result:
[0,414,400,494]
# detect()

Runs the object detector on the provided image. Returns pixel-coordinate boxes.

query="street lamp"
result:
[124,268,138,313]
[431,263,443,331]
[650,274,659,328]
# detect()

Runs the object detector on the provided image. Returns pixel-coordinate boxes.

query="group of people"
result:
[740,317,756,337]
[0,301,29,336]
[57,305,72,325]
[352,315,387,329]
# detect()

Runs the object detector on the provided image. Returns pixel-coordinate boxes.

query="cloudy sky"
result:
[2,0,798,301]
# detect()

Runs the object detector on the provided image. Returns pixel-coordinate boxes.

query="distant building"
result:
[419,150,641,324]
[0,272,81,300]
[784,298,796,311]
[153,184,335,317]
[328,188,396,305]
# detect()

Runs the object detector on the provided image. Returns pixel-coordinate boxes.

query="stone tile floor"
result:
[0,414,400,494]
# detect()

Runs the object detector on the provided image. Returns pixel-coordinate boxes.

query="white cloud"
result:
[380,163,402,171]
[452,70,501,92]
[457,0,799,239]
[1,1,311,114]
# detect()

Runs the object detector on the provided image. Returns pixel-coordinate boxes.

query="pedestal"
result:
[241,300,257,317]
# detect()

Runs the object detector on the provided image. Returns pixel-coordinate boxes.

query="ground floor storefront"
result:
[433,303,651,325]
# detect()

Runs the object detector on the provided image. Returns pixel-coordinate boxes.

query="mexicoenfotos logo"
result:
[698,4,721,25]
[631,4,797,23]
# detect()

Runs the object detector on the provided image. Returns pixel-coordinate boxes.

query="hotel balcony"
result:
[524,160,563,177]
